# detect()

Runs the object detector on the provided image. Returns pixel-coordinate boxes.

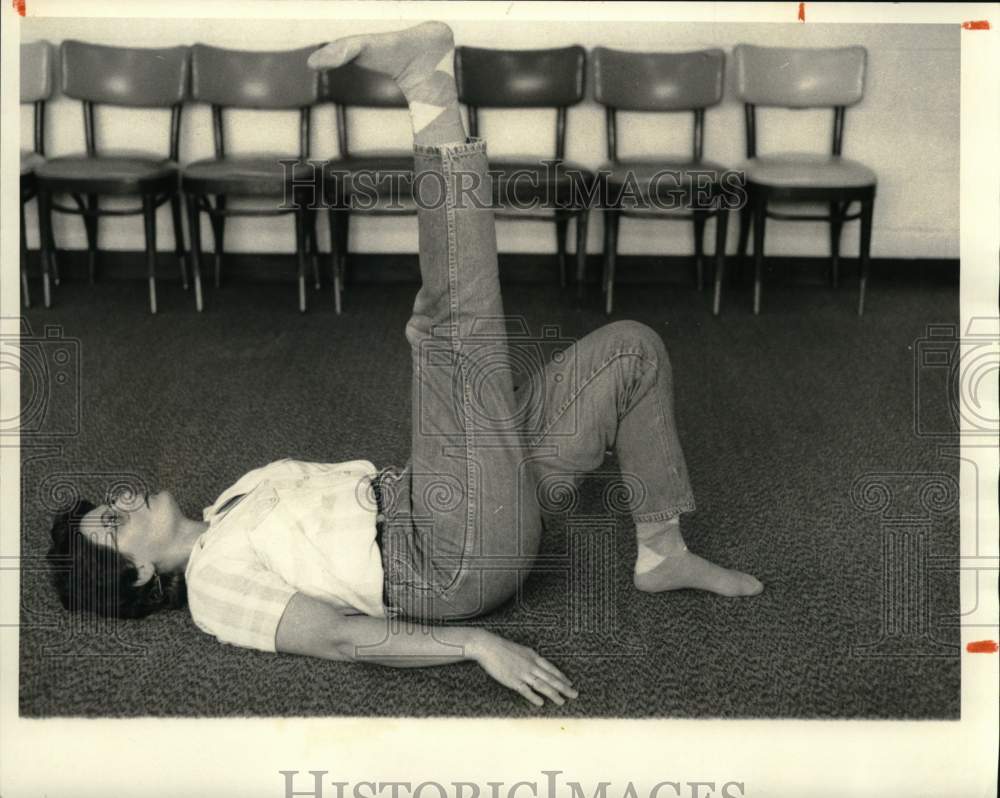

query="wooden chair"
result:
[455,45,593,291]
[19,40,53,308]
[35,41,190,313]
[593,47,729,315]
[733,44,876,315]
[320,62,411,314]
[183,44,322,312]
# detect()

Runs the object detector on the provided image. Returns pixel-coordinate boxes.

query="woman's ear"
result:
[132,561,156,587]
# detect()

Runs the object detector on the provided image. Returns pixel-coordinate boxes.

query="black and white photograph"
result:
[1,1,997,796]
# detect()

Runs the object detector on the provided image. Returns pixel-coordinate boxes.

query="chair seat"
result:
[488,159,594,211]
[35,151,178,194]
[182,155,313,196]
[602,158,728,187]
[743,153,876,189]
[324,150,416,207]
[21,150,45,176]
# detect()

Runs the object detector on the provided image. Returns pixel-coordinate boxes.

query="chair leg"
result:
[713,207,729,317]
[737,201,752,287]
[575,210,589,302]
[327,207,343,315]
[858,197,874,316]
[829,201,844,289]
[294,208,307,313]
[604,210,620,315]
[752,198,766,315]
[142,195,158,314]
[186,194,205,312]
[84,194,99,284]
[309,209,321,290]
[339,210,351,287]
[555,215,569,288]
[20,200,31,309]
[170,195,189,290]
[211,195,227,288]
[37,189,54,308]
[692,210,707,291]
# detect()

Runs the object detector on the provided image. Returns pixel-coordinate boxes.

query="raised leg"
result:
[211,195,227,288]
[142,195,158,314]
[712,207,729,316]
[858,197,874,316]
[752,197,766,315]
[692,210,707,291]
[309,23,538,621]
[829,200,843,289]
[555,214,569,288]
[185,193,205,311]
[170,194,189,290]
[604,209,620,315]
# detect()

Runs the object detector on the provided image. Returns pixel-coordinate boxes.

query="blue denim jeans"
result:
[380,138,695,621]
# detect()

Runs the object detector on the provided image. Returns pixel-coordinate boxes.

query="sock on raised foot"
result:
[307,22,466,146]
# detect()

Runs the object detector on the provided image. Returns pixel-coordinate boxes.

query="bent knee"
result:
[606,320,670,367]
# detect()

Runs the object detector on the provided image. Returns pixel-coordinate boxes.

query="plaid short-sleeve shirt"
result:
[185,459,385,653]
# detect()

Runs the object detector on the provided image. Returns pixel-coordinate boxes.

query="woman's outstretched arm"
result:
[275,593,578,707]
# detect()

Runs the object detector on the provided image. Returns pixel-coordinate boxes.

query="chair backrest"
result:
[733,44,867,108]
[734,44,867,158]
[593,47,724,111]
[61,40,189,107]
[21,40,53,103]
[21,40,53,155]
[320,62,408,157]
[456,45,586,159]
[455,45,586,108]
[592,47,724,163]
[191,44,321,159]
[190,44,320,109]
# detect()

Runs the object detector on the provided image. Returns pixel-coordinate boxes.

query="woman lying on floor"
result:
[47,22,763,708]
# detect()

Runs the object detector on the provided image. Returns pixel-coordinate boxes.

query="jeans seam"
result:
[527,346,647,448]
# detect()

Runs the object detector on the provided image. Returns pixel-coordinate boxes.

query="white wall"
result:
[20,18,959,261]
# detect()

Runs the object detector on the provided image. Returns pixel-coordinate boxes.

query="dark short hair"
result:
[46,498,187,619]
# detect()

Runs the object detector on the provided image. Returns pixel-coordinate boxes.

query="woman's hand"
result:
[470,630,578,707]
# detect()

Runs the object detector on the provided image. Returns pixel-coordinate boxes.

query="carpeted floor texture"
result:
[18,265,961,718]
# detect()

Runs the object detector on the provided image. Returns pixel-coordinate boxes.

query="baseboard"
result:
[22,250,960,287]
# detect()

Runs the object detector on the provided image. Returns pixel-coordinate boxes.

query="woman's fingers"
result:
[534,667,578,699]
[528,676,566,706]
[516,683,544,708]
[535,656,571,685]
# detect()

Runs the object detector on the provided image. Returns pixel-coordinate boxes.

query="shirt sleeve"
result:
[186,557,297,654]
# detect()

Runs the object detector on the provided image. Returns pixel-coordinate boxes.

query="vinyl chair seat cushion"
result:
[35,151,179,193]
[182,154,315,195]
[602,158,728,186]
[323,150,416,208]
[742,153,876,189]
[21,150,45,176]
[487,159,594,210]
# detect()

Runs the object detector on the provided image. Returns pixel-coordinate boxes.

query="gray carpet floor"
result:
[18,266,961,718]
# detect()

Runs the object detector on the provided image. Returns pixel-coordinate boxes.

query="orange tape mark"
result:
[798,2,805,22]
[13,0,26,16]
[966,640,999,654]
[961,20,990,30]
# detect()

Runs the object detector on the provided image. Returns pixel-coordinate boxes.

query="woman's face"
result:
[79,489,186,578]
